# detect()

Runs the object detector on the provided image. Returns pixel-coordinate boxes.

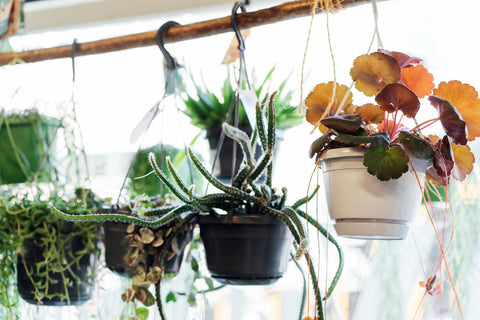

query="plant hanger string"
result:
[118,21,195,204]
[208,0,252,192]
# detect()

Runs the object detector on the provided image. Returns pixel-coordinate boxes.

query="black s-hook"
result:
[231,2,247,52]
[156,21,181,70]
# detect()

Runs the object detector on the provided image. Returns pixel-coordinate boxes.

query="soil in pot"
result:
[103,221,193,277]
[17,234,96,306]
[199,213,293,285]
[0,112,60,185]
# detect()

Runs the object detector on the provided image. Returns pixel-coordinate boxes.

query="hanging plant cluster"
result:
[51,93,344,320]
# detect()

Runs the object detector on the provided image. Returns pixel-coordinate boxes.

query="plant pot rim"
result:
[321,147,365,160]
[321,146,431,168]
[199,212,284,225]
[1,112,61,127]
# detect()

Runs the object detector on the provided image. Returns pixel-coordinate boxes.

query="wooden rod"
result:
[0,0,369,65]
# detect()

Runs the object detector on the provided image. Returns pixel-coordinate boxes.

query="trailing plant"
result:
[101,194,195,320]
[51,93,344,320]
[0,109,61,185]
[307,49,480,184]
[0,186,99,318]
[181,65,303,131]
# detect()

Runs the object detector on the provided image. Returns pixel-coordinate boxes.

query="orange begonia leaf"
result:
[433,80,480,141]
[350,52,401,96]
[354,103,384,124]
[375,83,420,118]
[451,143,475,181]
[305,82,354,129]
[401,65,435,98]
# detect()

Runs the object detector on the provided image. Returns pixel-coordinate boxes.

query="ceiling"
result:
[23,0,251,32]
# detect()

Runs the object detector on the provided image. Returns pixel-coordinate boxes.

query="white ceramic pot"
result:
[320,147,429,240]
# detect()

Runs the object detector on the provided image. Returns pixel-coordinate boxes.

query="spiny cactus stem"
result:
[187,147,258,203]
[233,164,252,189]
[148,153,190,204]
[278,187,287,210]
[247,151,272,183]
[255,102,268,151]
[222,122,256,168]
[166,156,191,196]
[49,203,193,228]
[266,92,277,154]
[296,209,344,300]
[292,185,319,210]
[143,205,178,217]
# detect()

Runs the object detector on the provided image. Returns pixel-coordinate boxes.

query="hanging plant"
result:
[0,187,99,312]
[307,49,479,183]
[0,110,60,185]
[51,93,344,320]
[305,49,480,240]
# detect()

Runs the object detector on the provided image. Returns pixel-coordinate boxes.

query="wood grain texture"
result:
[0,0,370,65]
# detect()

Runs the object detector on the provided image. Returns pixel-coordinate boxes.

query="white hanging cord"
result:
[371,0,383,48]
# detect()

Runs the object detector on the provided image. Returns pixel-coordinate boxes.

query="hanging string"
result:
[371,0,383,48]
[207,1,250,192]
[70,38,92,186]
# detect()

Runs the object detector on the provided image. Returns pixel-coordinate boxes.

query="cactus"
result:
[49,93,343,320]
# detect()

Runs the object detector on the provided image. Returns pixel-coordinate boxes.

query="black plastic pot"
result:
[103,221,193,277]
[199,213,293,285]
[17,235,95,306]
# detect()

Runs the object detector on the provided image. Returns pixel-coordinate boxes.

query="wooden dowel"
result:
[0,0,369,65]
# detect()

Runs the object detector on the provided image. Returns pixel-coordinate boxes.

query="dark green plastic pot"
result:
[0,112,60,185]
[199,213,293,285]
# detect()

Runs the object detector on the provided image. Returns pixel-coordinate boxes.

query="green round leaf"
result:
[166,291,177,303]
[136,307,149,320]
[398,131,435,160]
[364,146,410,180]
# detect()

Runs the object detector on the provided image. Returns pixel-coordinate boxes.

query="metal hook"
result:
[156,21,180,70]
[71,38,78,82]
[231,2,247,52]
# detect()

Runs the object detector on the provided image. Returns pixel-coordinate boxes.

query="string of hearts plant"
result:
[306,49,480,318]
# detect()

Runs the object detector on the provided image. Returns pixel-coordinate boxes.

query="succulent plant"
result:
[50,93,343,320]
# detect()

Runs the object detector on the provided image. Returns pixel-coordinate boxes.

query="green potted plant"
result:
[126,144,197,198]
[0,186,99,313]
[51,93,345,320]
[306,49,480,239]
[181,66,302,179]
[0,109,60,184]
[102,194,194,278]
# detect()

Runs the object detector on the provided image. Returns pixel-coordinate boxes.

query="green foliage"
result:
[181,65,302,131]
[310,114,436,181]
[0,186,99,317]
[0,109,61,185]
[127,144,202,198]
[364,146,410,181]
[51,93,343,320]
